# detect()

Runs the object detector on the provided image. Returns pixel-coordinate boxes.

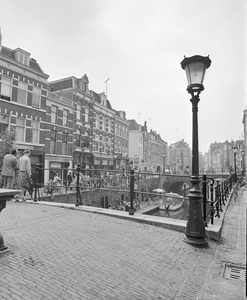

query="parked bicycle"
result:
[40,181,64,196]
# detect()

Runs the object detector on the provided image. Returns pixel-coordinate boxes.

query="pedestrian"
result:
[67,172,72,190]
[16,148,31,201]
[1,149,17,189]
[53,173,62,186]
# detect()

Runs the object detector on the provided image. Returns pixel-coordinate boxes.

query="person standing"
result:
[67,172,72,190]
[17,148,31,201]
[1,149,17,189]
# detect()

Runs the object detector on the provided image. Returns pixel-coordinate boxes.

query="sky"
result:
[0,0,246,153]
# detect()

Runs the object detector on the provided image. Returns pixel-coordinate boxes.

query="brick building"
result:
[0,33,49,184]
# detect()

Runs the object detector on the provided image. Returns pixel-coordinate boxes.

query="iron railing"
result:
[29,164,239,224]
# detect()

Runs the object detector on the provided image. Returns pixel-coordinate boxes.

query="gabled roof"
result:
[173,140,189,149]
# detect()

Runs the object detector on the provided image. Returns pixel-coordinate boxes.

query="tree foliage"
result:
[0,128,16,169]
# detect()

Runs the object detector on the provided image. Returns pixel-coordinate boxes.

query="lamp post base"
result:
[184,235,208,245]
[184,179,208,246]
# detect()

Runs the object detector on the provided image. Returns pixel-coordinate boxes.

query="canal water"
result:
[147,200,210,222]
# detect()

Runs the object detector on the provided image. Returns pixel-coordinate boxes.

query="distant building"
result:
[128,119,143,171]
[168,140,191,174]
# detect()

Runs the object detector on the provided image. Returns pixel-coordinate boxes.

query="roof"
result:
[128,119,139,130]
[0,46,46,75]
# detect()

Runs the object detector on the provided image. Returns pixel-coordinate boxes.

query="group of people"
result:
[1,148,32,201]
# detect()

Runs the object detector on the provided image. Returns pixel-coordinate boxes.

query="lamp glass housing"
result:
[233,147,238,154]
[185,62,206,86]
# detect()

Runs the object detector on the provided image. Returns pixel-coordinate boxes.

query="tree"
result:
[0,128,16,170]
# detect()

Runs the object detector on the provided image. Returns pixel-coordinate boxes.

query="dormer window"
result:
[15,48,30,66]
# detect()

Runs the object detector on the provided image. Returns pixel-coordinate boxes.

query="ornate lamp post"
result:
[181,55,211,245]
[241,149,245,176]
[232,145,238,179]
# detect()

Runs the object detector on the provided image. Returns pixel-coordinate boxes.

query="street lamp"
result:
[181,55,211,245]
[162,154,166,174]
[241,149,245,176]
[232,145,238,179]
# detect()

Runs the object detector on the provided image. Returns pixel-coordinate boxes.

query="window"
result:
[102,116,106,131]
[17,51,29,65]
[85,105,89,123]
[16,118,25,141]
[17,81,27,104]
[51,105,58,124]
[96,113,100,129]
[95,135,99,152]
[115,124,118,136]
[63,109,69,126]
[102,136,105,153]
[119,125,122,137]
[62,134,68,155]
[32,86,41,108]
[0,75,11,101]
[50,132,57,154]
[83,131,89,148]
[76,129,80,147]
[31,120,39,143]
[76,102,81,120]
[0,114,9,136]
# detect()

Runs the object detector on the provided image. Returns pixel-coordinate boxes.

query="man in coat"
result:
[1,149,17,189]
[16,148,31,201]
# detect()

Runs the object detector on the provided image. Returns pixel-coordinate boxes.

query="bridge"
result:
[136,173,230,197]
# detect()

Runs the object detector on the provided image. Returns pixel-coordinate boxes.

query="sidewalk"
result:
[200,187,246,300]
[0,186,245,300]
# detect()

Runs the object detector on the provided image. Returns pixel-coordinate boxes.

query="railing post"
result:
[210,181,214,225]
[75,164,81,207]
[129,169,134,215]
[33,163,39,202]
[221,181,225,206]
[215,181,220,218]
[202,175,207,227]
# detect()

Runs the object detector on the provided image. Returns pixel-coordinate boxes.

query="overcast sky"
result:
[0,0,246,153]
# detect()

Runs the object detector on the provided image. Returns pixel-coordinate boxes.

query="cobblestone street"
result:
[0,188,246,300]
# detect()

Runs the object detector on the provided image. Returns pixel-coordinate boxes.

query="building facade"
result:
[168,140,192,174]
[0,37,49,184]
[50,75,94,174]
[114,110,129,170]
[128,119,144,171]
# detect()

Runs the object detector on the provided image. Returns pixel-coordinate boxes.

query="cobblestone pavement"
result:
[0,188,245,300]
